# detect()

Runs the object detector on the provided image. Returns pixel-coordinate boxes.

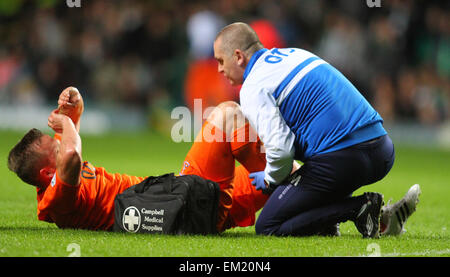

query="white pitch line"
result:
[359,248,450,257]
[381,248,450,257]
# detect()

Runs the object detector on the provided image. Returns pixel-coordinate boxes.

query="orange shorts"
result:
[179,126,269,232]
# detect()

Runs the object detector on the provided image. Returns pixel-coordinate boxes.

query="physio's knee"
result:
[255,217,278,236]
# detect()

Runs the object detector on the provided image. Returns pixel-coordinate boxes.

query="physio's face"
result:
[214,38,245,86]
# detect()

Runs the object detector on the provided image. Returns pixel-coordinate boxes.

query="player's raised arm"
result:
[48,109,82,186]
[57,86,84,133]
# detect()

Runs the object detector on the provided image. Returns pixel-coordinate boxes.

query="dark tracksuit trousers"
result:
[255,135,395,236]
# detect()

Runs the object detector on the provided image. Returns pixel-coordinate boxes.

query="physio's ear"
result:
[234,49,246,67]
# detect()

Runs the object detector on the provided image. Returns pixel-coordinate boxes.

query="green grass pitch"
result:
[0,129,449,257]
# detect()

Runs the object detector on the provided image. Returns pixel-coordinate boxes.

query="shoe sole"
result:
[372,194,384,238]
[364,193,384,238]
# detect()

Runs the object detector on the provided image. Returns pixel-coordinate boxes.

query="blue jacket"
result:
[240,48,386,184]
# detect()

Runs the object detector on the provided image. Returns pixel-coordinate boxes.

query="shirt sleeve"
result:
[240,86,295,185]
[38,170,81,218]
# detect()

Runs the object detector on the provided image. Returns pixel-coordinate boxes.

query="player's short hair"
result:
[7,128,45,186]
[215,22,264,58]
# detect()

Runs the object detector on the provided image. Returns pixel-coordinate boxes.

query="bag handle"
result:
[134,173,175,194]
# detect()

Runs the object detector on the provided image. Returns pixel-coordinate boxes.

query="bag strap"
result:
[134,173,175,194]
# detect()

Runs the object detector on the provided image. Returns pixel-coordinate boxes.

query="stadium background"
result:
[0,0,448,141]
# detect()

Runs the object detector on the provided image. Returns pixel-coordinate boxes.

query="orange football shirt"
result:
[36,161,145,230]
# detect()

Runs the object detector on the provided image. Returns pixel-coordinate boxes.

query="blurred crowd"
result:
[0,0,448,127]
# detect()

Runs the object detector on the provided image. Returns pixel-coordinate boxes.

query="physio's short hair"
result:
[7,128,45,186]
[215,22,264,57]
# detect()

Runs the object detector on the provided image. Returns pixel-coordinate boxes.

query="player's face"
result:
[35,135,59,168]
[214,39,245,86]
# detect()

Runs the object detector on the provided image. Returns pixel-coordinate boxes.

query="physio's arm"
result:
[48,110,82,186]
[241,87,295,185]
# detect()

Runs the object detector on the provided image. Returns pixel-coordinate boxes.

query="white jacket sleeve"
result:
[240,86,295,185]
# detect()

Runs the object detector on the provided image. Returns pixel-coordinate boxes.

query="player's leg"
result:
[180,101,265,178]
[215,101,267,173]
[221,165,269,230]
[179,101,266,232]
[179,110,234,231]
[209,101,269,231]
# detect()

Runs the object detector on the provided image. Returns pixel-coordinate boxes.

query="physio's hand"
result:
[249,171,268,191]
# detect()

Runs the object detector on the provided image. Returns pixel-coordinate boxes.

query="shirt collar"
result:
[243,48,268,81]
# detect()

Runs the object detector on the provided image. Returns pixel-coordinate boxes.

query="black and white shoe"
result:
[354,192,384,238]
[380,184,421,236]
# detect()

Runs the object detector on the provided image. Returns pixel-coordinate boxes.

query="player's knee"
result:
[207,101,246,134]
[222,101,247,133]
[216,101,240,110]
[215,101,242,120]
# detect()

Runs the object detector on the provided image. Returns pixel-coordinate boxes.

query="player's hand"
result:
[249,171,268,191]
[57,86,84,124]
[58,86,81,108]
[48,109,68,134]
